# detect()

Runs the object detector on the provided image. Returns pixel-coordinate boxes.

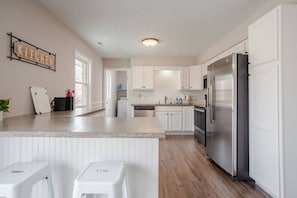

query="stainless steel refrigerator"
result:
[206,53,249,180]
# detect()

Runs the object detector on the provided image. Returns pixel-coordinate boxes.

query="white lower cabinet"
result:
[249,63,279,196]
[168,111,182,131]
[182,106,194,131]
[249,8,280,197]
[155,111,169,130]
[189,65,203,90]
[155,107,182,132]
[155,106,194,134]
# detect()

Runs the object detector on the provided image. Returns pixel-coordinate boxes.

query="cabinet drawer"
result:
[155,106,182,112]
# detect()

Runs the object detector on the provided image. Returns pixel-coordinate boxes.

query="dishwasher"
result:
[134,105,155,117]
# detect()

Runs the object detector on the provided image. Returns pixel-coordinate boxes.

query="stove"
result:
[194,105,206,146]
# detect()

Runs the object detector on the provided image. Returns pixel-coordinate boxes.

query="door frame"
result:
[104,68,130,117]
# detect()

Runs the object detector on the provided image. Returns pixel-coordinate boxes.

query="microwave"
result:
[203,75,207,89]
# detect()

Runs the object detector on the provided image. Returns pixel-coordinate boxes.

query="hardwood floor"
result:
[82,110,106,117]
[159,136,267,198]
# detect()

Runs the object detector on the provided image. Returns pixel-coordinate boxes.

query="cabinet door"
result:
[248,8,279,67]
[201,64,207,77]
[142,66,154,89]
[244,39,249,54]
[180,67,189,90]
[217,50,230,60]
[189,65,202,90]
[133,66,144,89]
[182,107,194,131]
[155,112,168,131]
[249,63,279,196]
[229,41,246,54]
[168,111,182,131]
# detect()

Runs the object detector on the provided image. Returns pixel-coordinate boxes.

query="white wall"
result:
[116,71,127,90]
[0,0,103,117]
[131,56,197,66]
[197,0,297,63]
[112,71,118,116]
[103,58,131,68]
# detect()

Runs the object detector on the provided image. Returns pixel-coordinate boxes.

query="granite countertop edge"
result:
[0,115,166,139]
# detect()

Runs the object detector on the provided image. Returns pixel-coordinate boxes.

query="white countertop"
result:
[0,111,165,138]
[131,103,194,106]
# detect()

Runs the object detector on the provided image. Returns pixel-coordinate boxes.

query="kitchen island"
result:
[0,112,165,198]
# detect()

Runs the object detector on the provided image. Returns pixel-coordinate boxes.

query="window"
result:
[75,53,90,107]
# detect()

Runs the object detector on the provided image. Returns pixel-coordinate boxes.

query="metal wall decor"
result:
[7,32,56,71]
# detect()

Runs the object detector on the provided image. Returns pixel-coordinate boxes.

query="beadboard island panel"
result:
[0,137,159,198]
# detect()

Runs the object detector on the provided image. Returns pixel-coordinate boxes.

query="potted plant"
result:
[0,99,10,121]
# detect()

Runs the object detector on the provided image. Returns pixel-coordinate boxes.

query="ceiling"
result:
[35,0,270,58]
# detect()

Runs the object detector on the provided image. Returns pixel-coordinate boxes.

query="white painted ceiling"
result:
[35,0,270,58]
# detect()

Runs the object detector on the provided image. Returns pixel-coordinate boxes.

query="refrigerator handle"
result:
[209,76,213,123]
[212,76,215,121]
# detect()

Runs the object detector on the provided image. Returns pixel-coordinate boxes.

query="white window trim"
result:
[75,50,92,108]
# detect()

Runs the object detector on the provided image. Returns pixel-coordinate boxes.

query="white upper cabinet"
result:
[189,65,203,90]
[229,40,246,54]
[133,66,143,89]
[201,39,248,73]
[132,66,154,90]
[248,9,278,67]
[179,65,203,90]
[244,39,249,54]
[201,63,207,77]
[216,50,230,60]
[179,67,190,90]
[142,67,154,89]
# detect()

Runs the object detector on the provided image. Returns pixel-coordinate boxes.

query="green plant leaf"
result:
[0,99,10,112]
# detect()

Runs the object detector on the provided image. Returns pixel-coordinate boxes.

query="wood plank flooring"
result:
[159,136,267,198]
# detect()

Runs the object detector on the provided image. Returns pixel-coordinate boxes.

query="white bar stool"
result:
[0,162,55,198]
[72,161,128,198]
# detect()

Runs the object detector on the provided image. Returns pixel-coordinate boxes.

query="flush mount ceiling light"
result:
[142,38,159,47]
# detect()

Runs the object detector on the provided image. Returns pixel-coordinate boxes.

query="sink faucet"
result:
[165,96,168,104]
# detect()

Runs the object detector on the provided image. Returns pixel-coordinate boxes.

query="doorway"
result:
[104,69,129,117]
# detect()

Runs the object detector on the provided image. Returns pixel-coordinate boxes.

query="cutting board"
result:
[30,87,51,114]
